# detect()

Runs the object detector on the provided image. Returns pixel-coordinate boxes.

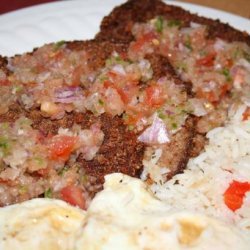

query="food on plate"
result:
[0,171,249,249]
[0,0,250,248]
[97,0,250,133]
[0,39,197,206]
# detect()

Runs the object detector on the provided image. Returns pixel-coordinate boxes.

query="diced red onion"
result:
[111,64,126,75]
[237,58,250,71]
[231,66,245,89]
[138,116,170,144]
[190,22,202,28]
[54,86,82,103]
[214,39,227,52]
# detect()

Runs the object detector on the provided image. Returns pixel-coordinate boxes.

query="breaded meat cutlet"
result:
[96,0,250,135]
[0,40,196,206]
[96,0,250,45]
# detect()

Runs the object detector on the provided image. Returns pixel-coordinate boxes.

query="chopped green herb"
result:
[44,188,52,198]
[172,123,178,129]
[243,51,250,63]
[53,40,65,51]
[122,113,128,120]
[19,185,28,194]
[0,123,9,130]
[128,125,134,131]
[81,174,88,184]
[233,47,241,59]
[199,50,207,56]
[176,62,188,73]
[99,75,109,83]
[184,36,193,51]
[0,137,10,156]
[98,99,104,106]
[34,157,44,166]
[221,68,232,81]
[58,166,69,176]
[106,55,127,66]
[18,117,32,127]
[12,85,23,93]
[167,19,181,28]
[157,110,167,120]
[155,16,164,33]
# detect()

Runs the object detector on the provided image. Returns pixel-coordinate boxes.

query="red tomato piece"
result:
[37,167,50,177]
[220,83,231,97]
[61,185,86,209]
[48,135,77,161]
[145,85,165,107]
[224,180,250,212]
[104,80,138,104]
[131,32,157,52]
[0,79,10,86]
[196,53,216,67]
[242,107,250,121]
[196,88,218,103]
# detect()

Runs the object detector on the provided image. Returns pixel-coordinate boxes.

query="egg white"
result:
[0,173,249,250]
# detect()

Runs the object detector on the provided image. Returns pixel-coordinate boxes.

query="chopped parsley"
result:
[0,137,10,156]
[155,16,164,33]
[19,185,28,194]
[98,99,104,106]
[221,68,232,81]
[128,125,134,131]
[176,62,188,73]
[106,55,127,66]
[172,123,178,129]
[184,36,193,51]
[243,51,250,63]
[44,188,53,198]
[122,113,128,121]
[53,40,65,51]
[34,157,44,166]
[167,19,182,28]
[58,166,69,176]
[99,75,109,83]
[157,110,167,120]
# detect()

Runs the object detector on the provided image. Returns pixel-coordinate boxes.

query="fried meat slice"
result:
[0,39,196,206]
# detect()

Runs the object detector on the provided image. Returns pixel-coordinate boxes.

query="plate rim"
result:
[0,0,249,56]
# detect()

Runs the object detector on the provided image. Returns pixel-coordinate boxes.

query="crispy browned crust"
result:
[0,39,196,195]
[95,0,250,176]
[96,0,250,45]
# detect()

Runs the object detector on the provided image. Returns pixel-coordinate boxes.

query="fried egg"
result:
[0,173,249,250]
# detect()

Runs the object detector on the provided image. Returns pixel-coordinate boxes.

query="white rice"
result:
[145,104,250,236]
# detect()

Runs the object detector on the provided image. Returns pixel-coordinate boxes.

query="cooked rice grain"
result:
[149,105,250,234]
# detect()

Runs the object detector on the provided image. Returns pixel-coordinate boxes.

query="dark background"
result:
[0,0,59,14]
[0,0,249,18]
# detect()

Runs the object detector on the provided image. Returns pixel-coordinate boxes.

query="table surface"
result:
[180,0,250,18]
[0,0,249,18]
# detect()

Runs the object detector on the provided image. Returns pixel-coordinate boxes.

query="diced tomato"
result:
[196,53,216,67]
[131,32,157,52]
[0,178,15,186]
[145,85,165,107]
[224,180,250,212]
[126,113,142,125]
[48,135,77,161]
[196,88,218,103]
[61,185,86,209]
[220,83,232,97]
[104,80,138,104]
[0,79,10,86]
[242,107,250,121]
[71,66,83,86]
[37,167,50,177]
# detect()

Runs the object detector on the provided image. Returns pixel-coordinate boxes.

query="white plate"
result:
[0,0,249,56]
